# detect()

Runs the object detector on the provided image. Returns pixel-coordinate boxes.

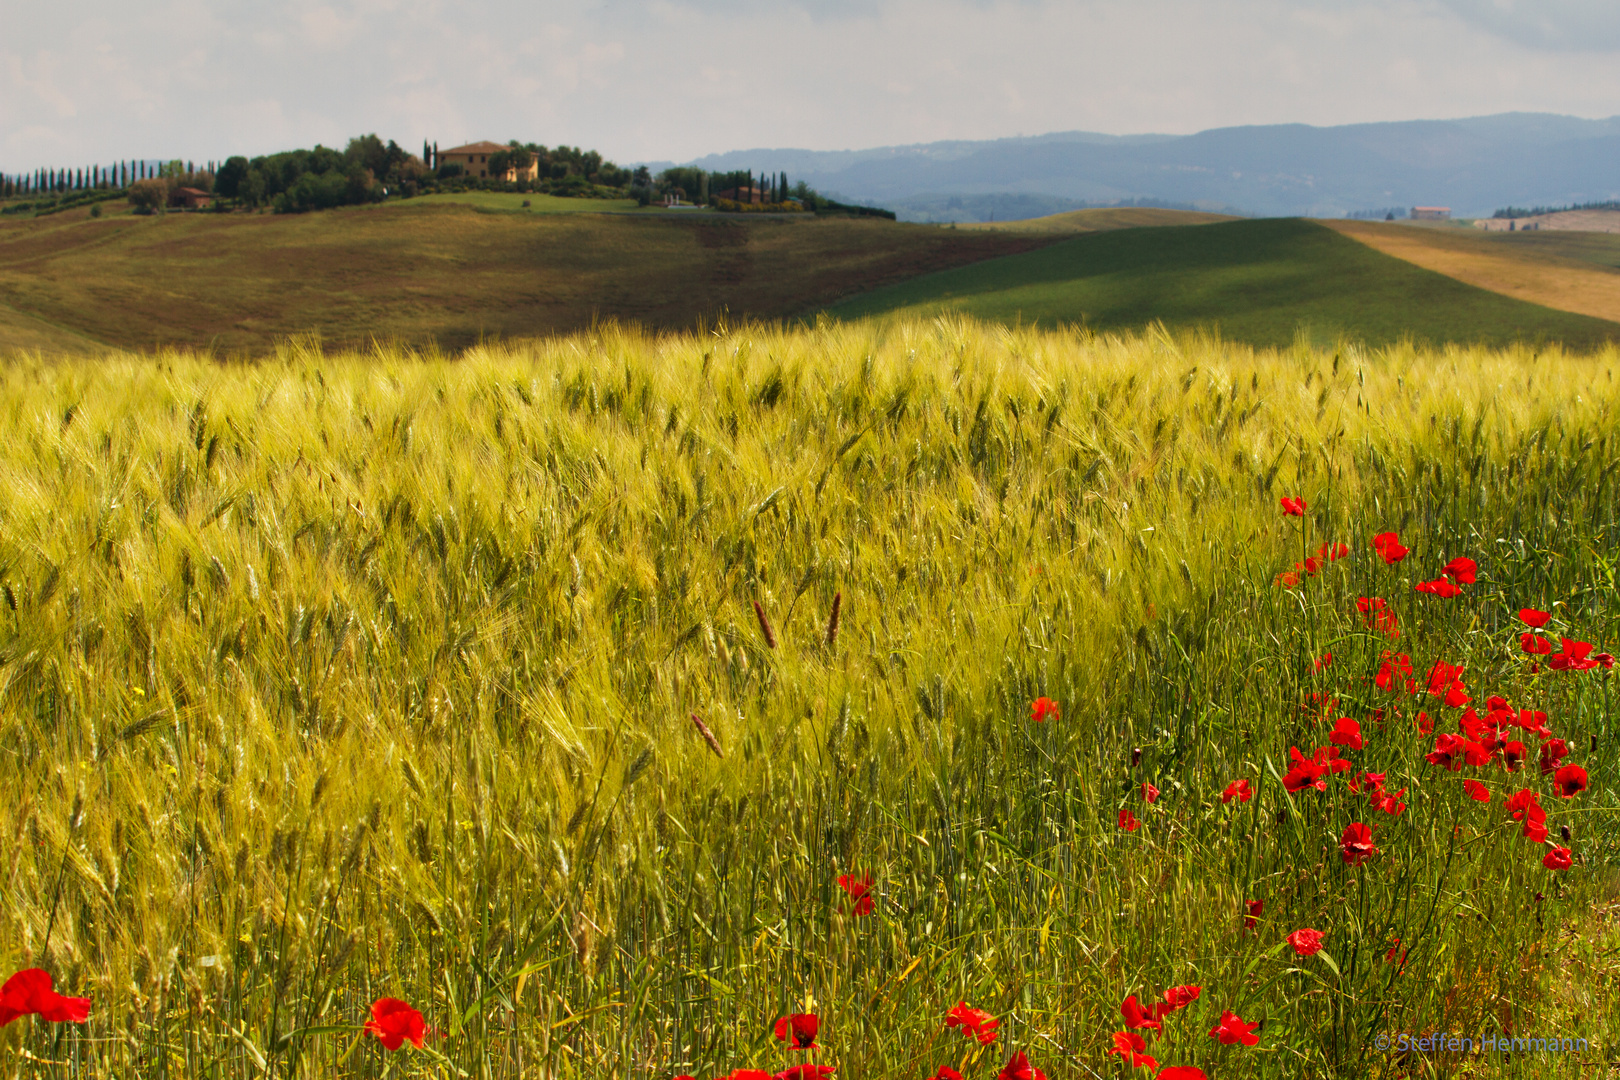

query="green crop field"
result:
[825,218,1620,350]
[0,320,1616,1078]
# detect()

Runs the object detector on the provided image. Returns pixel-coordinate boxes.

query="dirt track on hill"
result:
[1323,219,1620,326]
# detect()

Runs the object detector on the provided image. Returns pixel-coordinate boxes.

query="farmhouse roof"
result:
[1412,206,1451,212]
[176,187,211,196]
[442,141,512,155]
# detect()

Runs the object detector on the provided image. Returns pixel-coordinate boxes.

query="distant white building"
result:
[1411,206,1451,220]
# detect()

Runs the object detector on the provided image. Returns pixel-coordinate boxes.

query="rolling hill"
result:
[823,216,1620,349]
[0,198,1049,352]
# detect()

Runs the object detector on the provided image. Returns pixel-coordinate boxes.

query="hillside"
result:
[678,112,1620,220]
[1325,219,1620,325]
[958,206,1239,234]
[0,199,1048,352]
[823,217,1620,349]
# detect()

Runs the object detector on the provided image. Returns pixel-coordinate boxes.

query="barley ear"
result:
[752,600,777,649]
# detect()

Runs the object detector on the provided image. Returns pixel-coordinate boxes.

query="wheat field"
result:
[0,319,1616,1079]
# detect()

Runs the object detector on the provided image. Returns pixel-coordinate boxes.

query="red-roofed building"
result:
[438,141,539,181]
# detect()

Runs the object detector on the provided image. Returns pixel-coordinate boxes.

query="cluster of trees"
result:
[634,166,893,217]
[1492,200,1620,219]
[213,136,427,212]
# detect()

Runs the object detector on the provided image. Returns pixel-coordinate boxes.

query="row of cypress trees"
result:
[1,160,218,199]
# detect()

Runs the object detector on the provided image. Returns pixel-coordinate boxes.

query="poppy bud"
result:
[1275,808,1288,826]
[1534,892,1545,903]
[1131,747,1142,768]
[1561,824,1571,842]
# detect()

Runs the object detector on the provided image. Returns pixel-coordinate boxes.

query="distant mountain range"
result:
[657,113,1620,222]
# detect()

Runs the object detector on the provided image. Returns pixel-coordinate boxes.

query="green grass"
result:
[0,321,1616,1078]
[825,217,1620,349]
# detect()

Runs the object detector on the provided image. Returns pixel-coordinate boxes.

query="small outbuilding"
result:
[1410,206,1451,220]
[173,187,213,209]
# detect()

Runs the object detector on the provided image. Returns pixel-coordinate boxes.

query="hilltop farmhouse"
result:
[436,142,540,182]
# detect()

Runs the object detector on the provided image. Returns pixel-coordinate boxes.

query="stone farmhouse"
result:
[437,141,540,182]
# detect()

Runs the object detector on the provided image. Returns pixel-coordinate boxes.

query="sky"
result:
[4,0,1620,172]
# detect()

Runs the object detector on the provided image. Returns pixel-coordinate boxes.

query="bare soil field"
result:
[1323,218,1620,324]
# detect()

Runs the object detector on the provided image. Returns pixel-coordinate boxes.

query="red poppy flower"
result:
[927,1070,964,1080]
[1597,653,1616,669]
[1375,652,1415,693]
[1221,779,1253,804]
[1118,808,1140,832]
[1373,788,1407,816]
[777,1067,836,1080]
[1463,779,1490,802]
[774,1014,819,1050]
[1502,740,1526,770]
[1208,1009,1260,1046]
[1548,638,1599,671]
[1275,569,1301,589]
[1519,608,1552,629]
[997,1051,1047,1080]
[1553,764,1588,798]
[1141,782,1160,804]
[723,1072,773,1080]
[1356,596,1400,637]
[1320,541,1350,562]
[1348,770,1385,796]
[1539,739,1569,775]
[1244,899,1263,930]
[1425,732,1483,771]
[1108,1031,1159,1071]
[1385,938,1408,970]
[1030,697,1059,723]
[1314,652,1333,671]
[1120,995,1168,1032]
[1163,985,1201,1012]
[1415,578,1463,598]
[944,1002,999,1045]
[1441,557,1477,584]
[0,969,91,1027]
[1543,846,1573,871]
[1280,497,1307,516]
[1507,794,1549,842]
[1328,717,1362,750]
[1287,928,1325,957]
[1283,759,1326,793]
[1156,1069,1209,1080]
[1504,788,1540,820]
[1520,632,1552,656]
[1339,822,1378,865]
[1371,532,1408,563]
[837,874,874,917]
[365,998,427,1051]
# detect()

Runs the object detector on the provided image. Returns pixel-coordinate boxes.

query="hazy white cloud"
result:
[2,0,1617,171]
